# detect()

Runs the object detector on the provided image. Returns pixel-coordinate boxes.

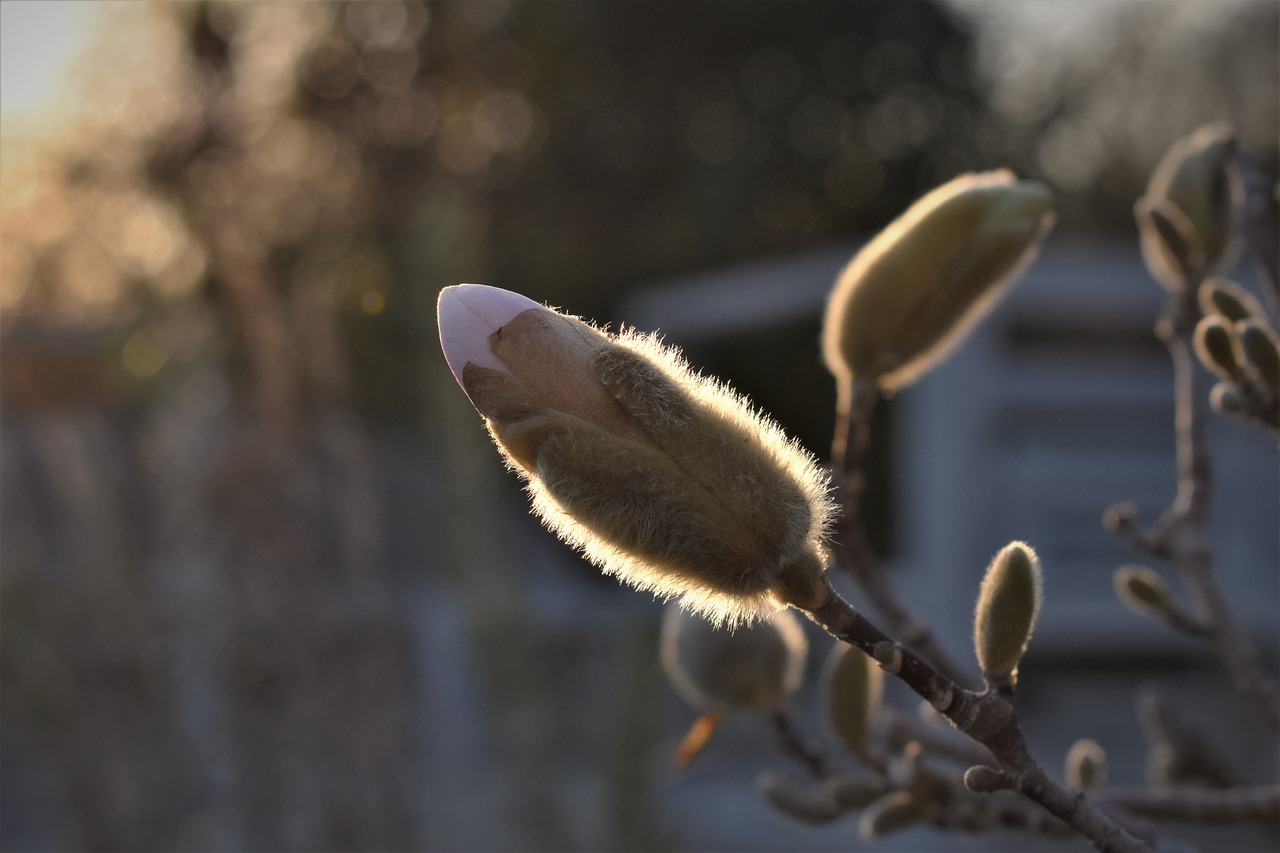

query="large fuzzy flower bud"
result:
[822,170,1054,406]
[438,284,836,626]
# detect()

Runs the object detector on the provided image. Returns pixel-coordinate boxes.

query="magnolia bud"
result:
[822,641,884,759]
[1199,278,1266,323]
[821,774,884,810]
[973,541,1043,681]
[660,603,807,715]
[1193,316,1244,381]
[438,284,836,625]
[859,791,924,839]
[758,773,840,824]
[1113,565,1173,617]
[1136,123,1241,290]
[822,170,1054,400]
[1236,319,1280,390]
[962,764,1008,794]
[1065,738,1108,790]
[1210,381,1249,418]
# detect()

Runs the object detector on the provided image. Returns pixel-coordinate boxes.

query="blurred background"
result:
[1,1,1276,850]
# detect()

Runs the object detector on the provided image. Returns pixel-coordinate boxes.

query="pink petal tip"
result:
[437,283,545,388]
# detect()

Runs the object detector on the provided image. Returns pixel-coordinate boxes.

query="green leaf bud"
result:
[757,773,840,825]
[1113,565,1172,618]
[1136,123,1241,290]
[973,541,1044,681]
[660,604,807,715]
[822,642,884,759]
[1065,738,1108,791]
[822,170,1054,402]
[439,284,837,626]
[859,791,925,839]
[1199,278,1266,323]
[1209,381,1248,418]
[1193,316,1243,381]
[1236,319,1280,390]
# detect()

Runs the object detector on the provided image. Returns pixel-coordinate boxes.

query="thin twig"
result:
[1233,147,1280,314]
[770,709,834,780]
[1099,783,1280,825]
[830,380,978,690]
[803,581,1150,853]
[1113,287,1280,729]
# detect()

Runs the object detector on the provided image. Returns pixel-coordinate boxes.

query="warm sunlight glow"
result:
[0,1,102,133]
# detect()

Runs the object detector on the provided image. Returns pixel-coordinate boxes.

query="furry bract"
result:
[438,284,836,626]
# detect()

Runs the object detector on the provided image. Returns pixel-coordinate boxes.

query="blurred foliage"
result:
[1,0,984,423]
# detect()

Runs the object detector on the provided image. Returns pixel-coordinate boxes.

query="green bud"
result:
[822,642,884,758]
[822,170,1054,401]
[1236,319,1280,390]
[859,791,925,840]
[660,604,807,715]
[973,541,1044,680]
[1113,565,1172,617]
[1199,278,1266,323]
[1136,123,1241,290]
[758,773,839,825]
[1209,381,1248,418]
[1065,738,1108,790]
[1193,316,1243,381]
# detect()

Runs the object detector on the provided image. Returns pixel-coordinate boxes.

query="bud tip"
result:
[437,283,544,388]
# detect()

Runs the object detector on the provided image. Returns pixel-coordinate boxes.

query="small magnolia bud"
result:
[1113,564,1173,617]
[1210,381,1249,418]
[821,774,884,810]
[973,541,1043,681]
[1136,123,1241,290]
[1102,501,1138,532]
[660,604,807,715]
[1193,316,1243,381]
[858,791,924,840]
[822,170,1054,401]
[1199,278,1266,323]
[758,773,840,825]
[822,642,884,758]
[1236,319,1280,390]
[962,764,1008,794]
[438,284,836,626]
[1065,738,1108,790]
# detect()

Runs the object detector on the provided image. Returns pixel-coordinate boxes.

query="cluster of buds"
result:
[438,284,836,627]
[1193,278,1280,434]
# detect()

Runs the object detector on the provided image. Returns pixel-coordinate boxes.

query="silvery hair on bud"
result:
[528,326,836,627]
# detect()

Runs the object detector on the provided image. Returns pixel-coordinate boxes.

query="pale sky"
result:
[0,1,104,132]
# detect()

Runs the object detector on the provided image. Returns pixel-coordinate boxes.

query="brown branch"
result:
[770,709,835,780]
[1112,288,1280,729]
[830,380,979,690]
[1098,784,1280,825]
[1233,147,1280,314]
[882,708,996,768]
[802,581,1150,853]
